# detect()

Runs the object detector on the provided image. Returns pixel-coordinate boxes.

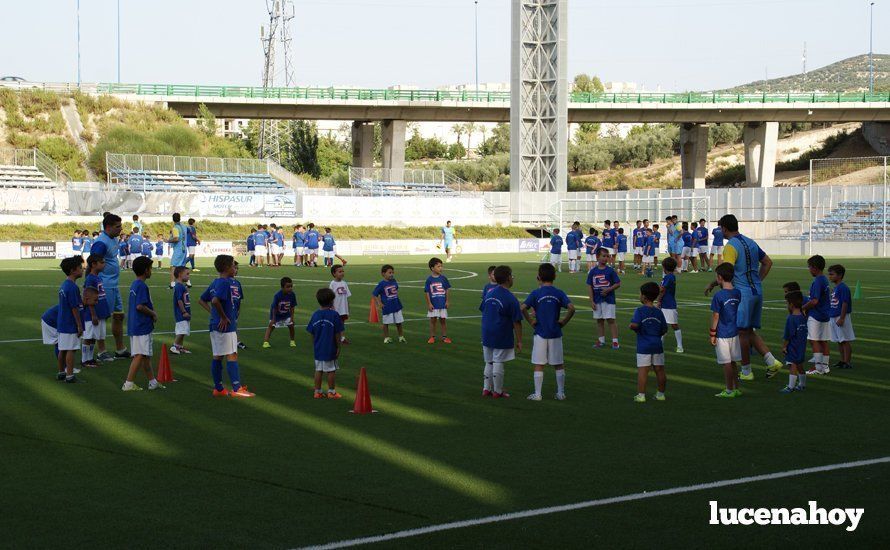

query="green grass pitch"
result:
[2,254,889,548]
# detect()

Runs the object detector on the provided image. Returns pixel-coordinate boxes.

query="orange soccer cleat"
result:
[230,386,256,398]
[212,388,230,397]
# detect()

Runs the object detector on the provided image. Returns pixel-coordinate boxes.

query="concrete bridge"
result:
[19,82,890,189]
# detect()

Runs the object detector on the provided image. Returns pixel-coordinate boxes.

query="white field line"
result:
[297,456,890,550]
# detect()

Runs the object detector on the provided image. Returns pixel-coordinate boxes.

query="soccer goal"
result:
[550,195,713,231]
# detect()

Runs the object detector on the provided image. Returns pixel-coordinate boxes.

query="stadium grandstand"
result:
[105,153,304,193]
[349,167,466,196]
[0,148,69,189]
[802,200,889,241]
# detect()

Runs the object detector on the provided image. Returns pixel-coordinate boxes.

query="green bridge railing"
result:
[96,83,890,104]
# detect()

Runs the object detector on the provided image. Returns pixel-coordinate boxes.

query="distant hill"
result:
[721,54,890,93]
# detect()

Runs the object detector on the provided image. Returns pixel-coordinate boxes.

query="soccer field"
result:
[2,254,889,548]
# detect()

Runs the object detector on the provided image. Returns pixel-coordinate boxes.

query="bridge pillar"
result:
[680,123,709,189]
[743,121,779,187]
[351,121,373,169]
[381,119,406,178]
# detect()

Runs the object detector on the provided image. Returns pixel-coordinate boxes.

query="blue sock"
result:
[226,360,242,391]
[211,359,223,391]
[188,257,196,269]
[54,345,59,362]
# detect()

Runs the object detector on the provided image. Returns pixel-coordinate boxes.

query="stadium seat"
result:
[0,165,56,189]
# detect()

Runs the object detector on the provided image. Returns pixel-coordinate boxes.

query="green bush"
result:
[447,142,466,160]
[707,163,746,186]
[6,130,37,149]
[38,137,87,181]
[19,89,61,118]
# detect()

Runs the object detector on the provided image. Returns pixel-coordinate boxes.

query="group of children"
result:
[43,238,857,404]
[107,227,168,270]
[548,218,726,281]
[247,223,347,269]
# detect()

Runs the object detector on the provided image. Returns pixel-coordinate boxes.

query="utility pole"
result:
[869,1,875,94]
[117,0,121,83]
[76,0,81,87]
[257,0,296,162]
[802,41,807,75]
[475,1,480,95]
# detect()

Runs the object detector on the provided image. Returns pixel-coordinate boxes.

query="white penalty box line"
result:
[298,456,890,549]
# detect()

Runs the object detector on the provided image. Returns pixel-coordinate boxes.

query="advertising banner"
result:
[21,241,56,259]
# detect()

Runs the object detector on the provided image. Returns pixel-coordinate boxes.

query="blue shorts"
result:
[106,286,124,314]
[736,288,763,330]
[444,240,454,250]
[171,250,188,267]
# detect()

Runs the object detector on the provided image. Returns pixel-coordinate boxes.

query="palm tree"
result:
[463,122,477,157]
[450,124,464,146]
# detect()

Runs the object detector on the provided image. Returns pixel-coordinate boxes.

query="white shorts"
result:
[427,309,448,319]
[294,246,304,255]
[829,315,855,343]
[254,245,267,256]
[130,333,153,357]
[315,360,339,372]
[128,254,139,262]
[272,318,293,328]
[616,252,626,261]
[58,332,80,351]
[711,245,723,255]
[269,243,281,254]
[83,321,106,341]
[323,250,335,259]
[681,247,692,257]
[382,310,405,325]
[602,247,614,255]
[585,253,596,262]
[531,335,564,366]
[807,317,830,341]
[567,250,579,260]
[690,246,700,255]
[210,331,238,357]
[593,303,616,320]
[549,253,562,264]
[715,336,742,364]
[41,320,58,345]
[662,308,678,324]
[643,256,654,264]
[483,346,516,363]
[175,320,191,336]
[637,353,665,368]
[634,247,643,255]
[188,246,196,255]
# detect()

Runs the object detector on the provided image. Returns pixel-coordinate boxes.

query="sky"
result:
[0,0,886,91]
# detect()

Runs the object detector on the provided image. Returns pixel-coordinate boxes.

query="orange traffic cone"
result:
[156,344,176,383]
[368,298,380,324]
[350,367,377,414]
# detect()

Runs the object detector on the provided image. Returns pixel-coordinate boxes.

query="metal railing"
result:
[0,148,70,185]
[349,167,468,195]
[88,83,890,104]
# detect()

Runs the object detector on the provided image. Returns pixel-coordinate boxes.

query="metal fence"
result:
[107,153,269,177]
[348,167,468,195]
[805,157,889,253]
[0,148,70,185]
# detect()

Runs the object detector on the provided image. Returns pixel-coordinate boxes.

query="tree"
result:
[478,122,510,156]
[450,123,464,145]
[463,122,478,157]
[447,141,466,160]
[572,73,604,94]
[196,103,217,137]
[284,120,320,178]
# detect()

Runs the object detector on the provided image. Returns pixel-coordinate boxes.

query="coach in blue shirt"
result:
[88,213,129,359]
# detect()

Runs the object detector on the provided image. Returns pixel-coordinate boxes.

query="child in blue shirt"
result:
[657,257,683,353]
[482,265,498,301]
[123,256,162,391]
[322,227,347,267]
[629,282,668,403]
[584,228,601,271]
[307,288,345,399]
[564,222,580,273]
[480,265,523,398]
[155,236,165,269]
[586,247,622,349]
[781,290,809,393]
[41,304,60,362]
[263,276,298,348]
[710,263,743,398]
[548,229,563,272]
[616,228,628,274]
[642,228,656,277]
[57,256,84,383]
[199,255,254,397]
[141,236,153,260]
[521,263,575,401]
[82,255,110,368]
[424,257,452,344]
[305,223,320,267]
[172,266,192,355]
[802,255,831,375]
[828,264,854,369]
[696,219,712,272]
[373,264,405,344]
